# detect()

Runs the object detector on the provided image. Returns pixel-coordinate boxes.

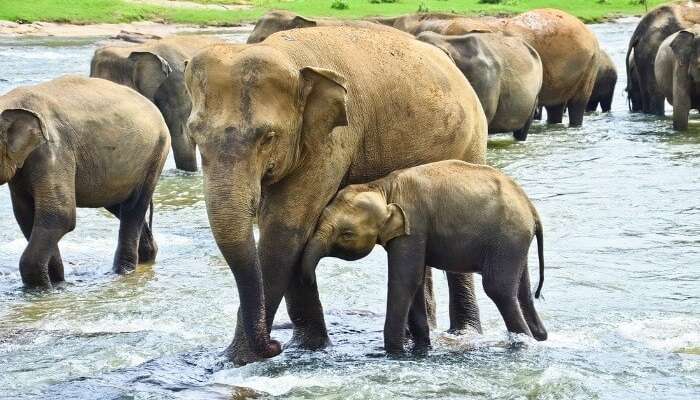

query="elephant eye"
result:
[341,230,355,240]
[260,130,276,147]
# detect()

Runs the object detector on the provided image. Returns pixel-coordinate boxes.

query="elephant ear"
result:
[291,15,317,29]
[378,203,410,246]
[671,31,695,65]
[1,108,47,168]
[299,66,348,137]
[129,51,172,101]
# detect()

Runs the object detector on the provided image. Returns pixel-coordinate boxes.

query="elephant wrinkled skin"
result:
[417,31,543,140]
[655,27,700,130]
[626,1,700,115]
[587,49,618,113]
[301,160,547,354]
[91,36,224,171]
[184,27,487,365]
[378,9,600,127]
[0,76,170,288]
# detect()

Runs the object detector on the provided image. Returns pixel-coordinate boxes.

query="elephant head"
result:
[300,186,409,285]
[671,30,700,82]
[0,109,47,185]
[669,29,700,130]
[184,45,348,358]
[247,11,317,44]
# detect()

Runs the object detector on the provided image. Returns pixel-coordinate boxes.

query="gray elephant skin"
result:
[626,1,700,115]
[301,160,547,354]
[184,26,487,365]
[417,31,543,140]
[0,76,170,288]
[587,49,618,112]
[91,36,223,172]
[655,27,700,130]
[377,9,600,127]
[246,10,405,43]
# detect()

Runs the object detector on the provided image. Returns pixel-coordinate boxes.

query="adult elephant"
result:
[626,1,700,115]
[247,10,402,43]
[91,36,224,172]
[380,9,600,127]
[417,31,543,140]
[587,49,618,112]
[0,76,170,288]
[185,27,487,364]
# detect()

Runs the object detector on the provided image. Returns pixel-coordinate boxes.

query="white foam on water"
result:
[617,317,700,352]
[34,317,204,340]
[211,367,343,396]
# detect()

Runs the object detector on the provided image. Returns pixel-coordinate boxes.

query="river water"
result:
[0,21,698,400]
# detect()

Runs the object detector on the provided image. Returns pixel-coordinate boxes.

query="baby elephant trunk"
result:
[300,237,328,286]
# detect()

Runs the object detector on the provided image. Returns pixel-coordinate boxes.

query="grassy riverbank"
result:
[0,0,667,26]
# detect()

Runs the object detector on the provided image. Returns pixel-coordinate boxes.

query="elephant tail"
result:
[534,218,544,299]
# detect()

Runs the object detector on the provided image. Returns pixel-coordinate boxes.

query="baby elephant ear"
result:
[671,30,695,65]
[379,203,410,246]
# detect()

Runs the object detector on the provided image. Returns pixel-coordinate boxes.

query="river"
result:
[0,21,698,399]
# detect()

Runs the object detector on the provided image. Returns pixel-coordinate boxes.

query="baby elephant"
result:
[655,26,700,131]
[301,160,547,354]
[587,49,618,113]
[417,31,543,141]
[0,76,170,288]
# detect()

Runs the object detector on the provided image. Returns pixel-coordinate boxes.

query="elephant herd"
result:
[0,3,695,365]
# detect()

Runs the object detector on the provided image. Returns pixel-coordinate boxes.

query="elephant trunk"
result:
[202,157,281,359]
[300,230,330,286]
[171,122,198,172]
[673,63,692,131]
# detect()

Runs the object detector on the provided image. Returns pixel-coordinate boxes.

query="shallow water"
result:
[0,22,698,400]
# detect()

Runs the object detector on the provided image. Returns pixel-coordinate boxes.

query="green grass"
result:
[0,0,667,26]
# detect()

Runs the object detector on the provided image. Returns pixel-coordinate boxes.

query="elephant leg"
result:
[482,254,532,337]
[424,266,437,329]
[585,97,599,112]
[225,155,353,364]
[384,236,427,354]
[533,105,543,121]
[567,100,586,127]
[517,264,547,341]
[600,94,613,113]
[107,204,157,265]
[408,273,431,352]
[545,104,565,124]
[513,106,536,141]
[446,272,482,333]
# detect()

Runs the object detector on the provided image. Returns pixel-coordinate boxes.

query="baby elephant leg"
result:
[518,265,547,341]
[385,236,427,354]
[482,254,532,338]
[408,278,431,352]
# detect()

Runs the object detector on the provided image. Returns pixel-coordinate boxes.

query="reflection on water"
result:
[0,22,698,400]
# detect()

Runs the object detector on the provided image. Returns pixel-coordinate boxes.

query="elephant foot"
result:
[286,328,331,351]
[138,234,158,264]
[113,261,137,274]
[224,333,283,366]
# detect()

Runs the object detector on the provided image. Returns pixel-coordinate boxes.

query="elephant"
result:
[379,9,600,127]
[417,31,543,140]
[372,13,495,36]
[184,26,488,365]
[247,10,403,43]
[626,1,700,115]
[0,75,170,288]
[300,160,547,354]
[655,27,700,130]
[90,35,224,172]
[587,49,618,112]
